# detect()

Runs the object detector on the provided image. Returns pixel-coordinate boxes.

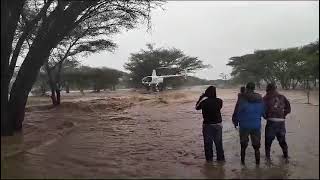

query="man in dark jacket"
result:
[196,86,225,162]
[263,83,291,161]
[234,82,265,165]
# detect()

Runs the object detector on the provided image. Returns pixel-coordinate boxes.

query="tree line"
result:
[227,40,319,90]
[31,64,125,98]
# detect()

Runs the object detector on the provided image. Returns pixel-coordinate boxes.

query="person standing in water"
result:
[263,83,291,162]
[234,82,265,165]
[232,86,246,128]
[195,86,225,162]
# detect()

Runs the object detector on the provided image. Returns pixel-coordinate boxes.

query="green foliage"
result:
[3,0,165,134]
[124,44,209,87]
[11,0,164,94]
[62,66,125,92]
[227,40,319,89]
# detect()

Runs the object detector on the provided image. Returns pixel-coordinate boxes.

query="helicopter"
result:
[141,67,188,92]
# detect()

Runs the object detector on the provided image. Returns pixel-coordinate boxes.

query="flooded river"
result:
[1,87,319,179]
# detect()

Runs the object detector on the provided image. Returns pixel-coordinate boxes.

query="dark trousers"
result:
[239,128,261,149]
[239,128,261,164]
[202,124,225,161]
[265,121,288,158]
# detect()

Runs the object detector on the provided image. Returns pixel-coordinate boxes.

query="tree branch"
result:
[8,0,54,81]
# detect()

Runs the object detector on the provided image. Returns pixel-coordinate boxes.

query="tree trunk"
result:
[8,2,94,131]
[50,87,58,105]
[46,64,58,105]
[56,89,61,105]
[93,83,99,92]
[8,0,53,81]
[66,83,70,93]
[1,35,11,135]
[291,79,298,90]
[80,88,84,95]
[8,30,57,131]
[306,79,311,104]
[280,80,285,90]
[1,0,26,136]
[41,83,47,96]
[280,78,290,90]
[1,0,11,136]
[56,62,62,105]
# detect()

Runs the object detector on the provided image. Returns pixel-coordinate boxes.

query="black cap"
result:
[266,83,277,92]
[240,86,246,93]
[246,82,255,91]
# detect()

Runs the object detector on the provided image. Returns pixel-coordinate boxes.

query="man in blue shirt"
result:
[233,82,265,165]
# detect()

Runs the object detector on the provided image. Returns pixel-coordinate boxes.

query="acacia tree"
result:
[228,53,270,87]
[8,0,54,82]
[227,40,319,89]
[124,44,209,88]
[300,41,319,88]
[61,66,124,93]
[1,0,26,136]
[2,0,163,136]
[88,67,124,92]
[45,32,117,105]
[62,67,91,94]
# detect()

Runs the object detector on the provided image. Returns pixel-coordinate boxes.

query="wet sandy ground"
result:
[1,87,319,179]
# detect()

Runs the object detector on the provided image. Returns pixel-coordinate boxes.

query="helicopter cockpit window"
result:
[142,77,152,83]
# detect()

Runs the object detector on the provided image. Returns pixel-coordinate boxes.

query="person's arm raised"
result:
[195,93,205,110]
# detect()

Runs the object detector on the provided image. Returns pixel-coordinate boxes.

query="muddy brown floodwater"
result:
[1,87,319,179]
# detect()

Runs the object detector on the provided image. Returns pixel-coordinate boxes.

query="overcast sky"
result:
[80,1,319,80]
